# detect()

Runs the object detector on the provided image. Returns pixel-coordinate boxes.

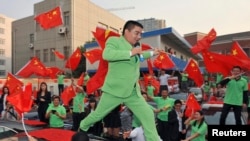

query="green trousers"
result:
[80,89,160,141]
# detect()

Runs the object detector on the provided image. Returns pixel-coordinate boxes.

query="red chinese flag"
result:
[86,58,108,94]
[141,43,152,51]
[191,28,216,54]
[92,27,120,49]
[230,41,249,60]
[16,57,47,77]
[5,73,24,95]
[184,59,204,87]
[201,51,246,77]
[7,83,33,115]
[77,72,85,86]
[30,57,47,77]
[46,67,61,79]
[153,52,175,69]
[83,49,102,64]
[61,85,76,106]
[34,6,63,30]
[184,93,201,117]
[53,50,65,60]
[65,48,82,71]
[15,59,34,78]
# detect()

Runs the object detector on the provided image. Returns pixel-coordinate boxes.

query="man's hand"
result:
[131,47,142,56]
[153,48,164,56]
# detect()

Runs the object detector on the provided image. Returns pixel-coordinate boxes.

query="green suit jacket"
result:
[102,36,152,98]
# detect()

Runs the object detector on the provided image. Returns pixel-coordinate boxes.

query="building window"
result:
[0,28,4,34]
[63,46,70,59]
[0,49,5,56]
[50,48,55,61]
[0,38,5,45]
[0,70,5,76]
[30,34,34,43]
[0,17,5,24]
[0,59,5,65]
[43,49,48,62]
[63,11,70,26]
[35,50,41,59]
[36,23,41,32]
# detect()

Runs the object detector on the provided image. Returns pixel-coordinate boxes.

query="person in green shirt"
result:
[45,96,66,128]
[218,66,249,125]
[146,81,155,97]
[57,71,65,96]
[148,89,175,141]
[180,70,189,93]
[182,110,207,141]
[72,84,87,131]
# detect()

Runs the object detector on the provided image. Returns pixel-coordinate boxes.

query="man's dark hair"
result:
[122,20,143,35]
[174,99,182,105]
[71,132,89,141]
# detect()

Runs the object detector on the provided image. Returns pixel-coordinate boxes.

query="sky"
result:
[1,0,250,36]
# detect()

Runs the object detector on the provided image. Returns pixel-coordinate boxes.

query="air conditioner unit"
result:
[58,27,67,34]
[29,43,34,49]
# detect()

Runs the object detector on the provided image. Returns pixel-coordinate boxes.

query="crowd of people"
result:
[0,20,250,141]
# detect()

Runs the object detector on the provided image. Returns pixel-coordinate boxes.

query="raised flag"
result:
[65,48,82,71]
[34,6,63,30]
[61,85,76,106]
[83,49,102,64]
[191,28,216,54]
[184,59,203,87]
[52,49,65,60]
[153,52,175,69]
[184,93,201,117]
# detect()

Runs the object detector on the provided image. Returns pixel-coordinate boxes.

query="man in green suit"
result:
[80,20,161,141]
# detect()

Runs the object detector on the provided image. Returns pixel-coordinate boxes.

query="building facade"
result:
[137,18,166,32]
[12,0,125,74]
[0,14,13,77]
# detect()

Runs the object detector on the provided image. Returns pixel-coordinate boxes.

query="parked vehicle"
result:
[201,103,247,125]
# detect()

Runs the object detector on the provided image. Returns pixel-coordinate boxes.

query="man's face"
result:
[231,67,241,76]
[124,26,143,45]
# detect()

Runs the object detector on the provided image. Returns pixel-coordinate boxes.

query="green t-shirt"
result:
[203,84,210,93]
[224,77,248,106]
[57,75,65,84]
[189,120,207,141]
[153,97,175,121]
[46,105,66,127]
[73,93,86,113]
[181,73,189,82]
[147,85,155,97]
